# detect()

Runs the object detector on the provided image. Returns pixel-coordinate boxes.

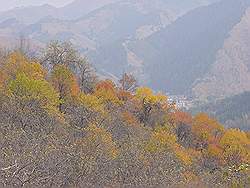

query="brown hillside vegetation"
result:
[0,43,249,187]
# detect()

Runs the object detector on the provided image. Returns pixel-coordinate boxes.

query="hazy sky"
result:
[0,0,74,11]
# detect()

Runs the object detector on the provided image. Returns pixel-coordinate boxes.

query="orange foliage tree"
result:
[94,80,122,108]
[192,113,224,150]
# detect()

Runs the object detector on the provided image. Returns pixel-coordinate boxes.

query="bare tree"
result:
[41,41,81,69]
[42,41,97,93]
[78,58,97,93]
[119,73,138,92]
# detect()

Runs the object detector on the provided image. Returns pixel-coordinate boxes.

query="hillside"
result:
[83,0,216,78]
[131,0,250,95]
[0,2,249,187]
[0,44,249,187]
[193,7,250,100]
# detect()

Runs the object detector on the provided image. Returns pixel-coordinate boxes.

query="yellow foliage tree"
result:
[8,73,60,113]
[145,127,177,153]
[145,127,192,165]
[220,129,250,165]
[50,65,79,110]
[3,52,46,81]
[136,87,167,105]
[192,113,224,145]
[76,124,119,160]
[78,93,105,115]
[135,87,169,125]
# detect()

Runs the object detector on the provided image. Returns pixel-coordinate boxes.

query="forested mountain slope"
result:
[0,44,249,187]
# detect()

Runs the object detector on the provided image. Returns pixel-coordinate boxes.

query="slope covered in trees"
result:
[0,43,249,187]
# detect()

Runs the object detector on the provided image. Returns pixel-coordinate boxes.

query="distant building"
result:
[167,95,193,110]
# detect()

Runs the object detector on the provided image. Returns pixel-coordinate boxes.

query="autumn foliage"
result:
[0,47,249,187]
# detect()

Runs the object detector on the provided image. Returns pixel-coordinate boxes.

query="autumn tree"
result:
[0,61,63,187]
[94,80,121,109]
[145,126,192,165]
[172,111,193,147]
[135,87,169,126]
[41,41,80,69]
[191,113,226,170]
[1,52,46,83]
[50,65,79,111]
[9,73,59,111]
[192,113,224,150]
[219,129,250,165]
[6,72,60,134]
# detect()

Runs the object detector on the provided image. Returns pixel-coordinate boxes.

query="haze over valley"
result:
[0,2,249,187]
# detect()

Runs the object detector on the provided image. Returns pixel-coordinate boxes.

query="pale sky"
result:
[0,0,74,11]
